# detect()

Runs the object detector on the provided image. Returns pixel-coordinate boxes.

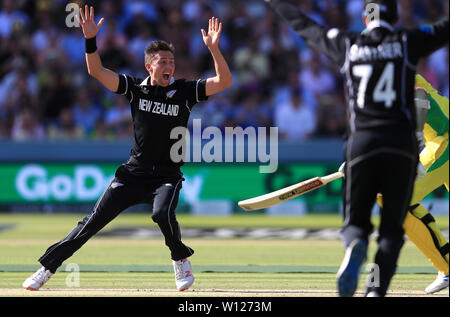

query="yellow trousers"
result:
[378,135,449,275]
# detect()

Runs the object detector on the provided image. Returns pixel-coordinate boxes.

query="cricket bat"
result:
[238,163,345,211]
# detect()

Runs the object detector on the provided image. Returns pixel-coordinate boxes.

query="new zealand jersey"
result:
[269,0,449,137]
[115,75,208,171]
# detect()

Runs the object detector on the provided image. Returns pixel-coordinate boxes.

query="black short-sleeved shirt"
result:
[115,75,208,173]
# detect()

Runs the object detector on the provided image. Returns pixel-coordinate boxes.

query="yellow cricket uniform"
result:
[405,75,449,275]
[377,75,448,275]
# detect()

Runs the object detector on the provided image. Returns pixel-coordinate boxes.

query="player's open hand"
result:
[201,17,222,50]
[77,5,104,39]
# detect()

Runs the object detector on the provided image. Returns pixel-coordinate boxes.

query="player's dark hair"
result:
[364,0,398,25]
[145,40,175,63]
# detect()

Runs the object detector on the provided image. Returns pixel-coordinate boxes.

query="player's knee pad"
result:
[151,207,171,224]
[377,232,405,250]
[340,225,369,247]
[151,210,166,224]
[378,240,404,259]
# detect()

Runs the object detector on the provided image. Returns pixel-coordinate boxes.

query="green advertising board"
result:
[0,163,447,213]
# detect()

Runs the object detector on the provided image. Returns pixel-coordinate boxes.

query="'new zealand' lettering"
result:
[139,99,179,116]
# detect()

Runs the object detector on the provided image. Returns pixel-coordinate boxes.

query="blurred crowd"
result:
[0,0,448,142]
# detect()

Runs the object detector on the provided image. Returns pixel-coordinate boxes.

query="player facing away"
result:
[265,0,448,296]
[377,74,449,294]
[23,6,232,291]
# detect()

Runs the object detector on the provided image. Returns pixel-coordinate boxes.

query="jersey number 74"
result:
[353,62,397,108]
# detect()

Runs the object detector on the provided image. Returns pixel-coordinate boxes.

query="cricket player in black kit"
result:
[266,0,448,296]
[23,6,232,292]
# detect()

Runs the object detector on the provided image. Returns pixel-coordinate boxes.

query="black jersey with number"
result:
[269,0,448,135]
[115,75,208,171]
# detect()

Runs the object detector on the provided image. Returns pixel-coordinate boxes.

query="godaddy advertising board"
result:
[0,163,447,214]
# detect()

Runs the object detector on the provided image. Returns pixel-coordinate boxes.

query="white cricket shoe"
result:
[22,267,54,291]
[425,272,449,294]
[173,258,194,291]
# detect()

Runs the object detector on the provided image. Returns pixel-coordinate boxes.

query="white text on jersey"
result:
[139,99,179,116]
[349,42,403,62]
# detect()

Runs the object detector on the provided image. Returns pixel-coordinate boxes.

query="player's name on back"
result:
[349,41,403,62]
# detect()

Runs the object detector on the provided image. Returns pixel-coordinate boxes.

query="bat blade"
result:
[238,171,343,211]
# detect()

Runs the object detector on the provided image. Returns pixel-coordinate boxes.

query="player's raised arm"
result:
[408,18,449,63]
[78,5,119,93]
[201,17,233,96]
[265,0,348,67]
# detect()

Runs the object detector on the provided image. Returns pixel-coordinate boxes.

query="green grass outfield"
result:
[0,213,448,297]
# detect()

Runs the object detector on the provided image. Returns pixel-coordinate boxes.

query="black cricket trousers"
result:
[340,129,418,296]
[39,165,194,273]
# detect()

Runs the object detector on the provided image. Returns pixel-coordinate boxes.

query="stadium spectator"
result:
[346,0,366,32]
[0,0,446,142]
[37,66,73,124]
[428,47,449,95]
[0,116,8,139]
[225,2,254,51]
[122,0,159,37]
[202,94,233,129]
[0,0,29,38]
[234,88,272,128]
[72,87,102,134]
[233,39,270,85]
[314,92,347,138]
[47,107,85,141]
[104,94,132,137]
[1,62,35,107]
[275,89,316,140]
[61,26,86,67]
[299,52,336,105]
[417,59,441,92]
[268,40,299,85]
[97,20,128,53]
[31,11,58,53]
[98,22,131,73]
[11,107,45,141]
[91,117,114,141]
[128,26,156,69]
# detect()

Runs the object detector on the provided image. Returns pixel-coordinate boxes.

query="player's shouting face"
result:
[147,51,175,87]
